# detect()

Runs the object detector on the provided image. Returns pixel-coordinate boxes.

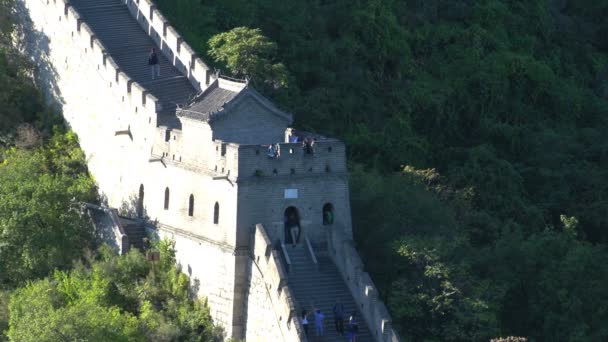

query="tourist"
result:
[289,130,299,143]
[301,310,309,336]
[303,137,315,154]
[347,312,359,342]
[267,144,280,158]
[314,308,325,338]
[287,211,299,247]
[333,299,345,335]
[148,47,160,80]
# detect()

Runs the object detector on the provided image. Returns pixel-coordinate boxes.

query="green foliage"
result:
[151,0,608,338]
[388,237,496,341]
[0,290,8,341]
[208,27,289,89]
[0,129,97,287]
[7,242,223,342]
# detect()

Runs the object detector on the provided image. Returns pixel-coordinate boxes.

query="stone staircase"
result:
[286,245,373,342]
[117,217,147,251]
[70,0,197,120]
[122,221,146,250]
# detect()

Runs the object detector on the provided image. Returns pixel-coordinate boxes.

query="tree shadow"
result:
[13,0,64,112]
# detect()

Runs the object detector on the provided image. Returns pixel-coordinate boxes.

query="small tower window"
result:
[323,203,334,225]
[213,202,220,224]
[164,187,170,210]
[188,194,194,217]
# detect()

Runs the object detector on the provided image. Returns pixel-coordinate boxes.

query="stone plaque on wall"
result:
[284,189,298,199]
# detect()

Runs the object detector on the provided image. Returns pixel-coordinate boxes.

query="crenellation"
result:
[124,0,213,92]
[66,5,79,24]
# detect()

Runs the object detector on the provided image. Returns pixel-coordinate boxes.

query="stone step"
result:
[69,0,197,124]
[283,245,373,341]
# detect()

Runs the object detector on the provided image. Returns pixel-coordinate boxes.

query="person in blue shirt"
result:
[314,308,325,338]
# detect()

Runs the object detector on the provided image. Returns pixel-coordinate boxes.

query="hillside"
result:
[1,0,607,340]
[153,0,608,340]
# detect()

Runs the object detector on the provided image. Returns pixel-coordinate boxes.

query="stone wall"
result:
[246,224,305,342]
[235,140,352,246]
[211,96,289,144]
[326,224,401,342]
[153,225,237,332]
[19,0,241,336]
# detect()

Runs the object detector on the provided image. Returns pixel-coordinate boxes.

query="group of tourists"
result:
[264,130,317,160]
[291,130,316,155]
[267,143,281,158]
[301,300,359,341]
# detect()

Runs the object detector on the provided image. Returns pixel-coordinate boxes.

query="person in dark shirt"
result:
[347,313,359,342]
[301,310,309,336]
[148,47,160,80]
[333,299,345,335]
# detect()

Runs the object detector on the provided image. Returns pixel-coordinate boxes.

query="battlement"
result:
[125,0,215,92]
[150,129,346,181]
[44,0,160,126]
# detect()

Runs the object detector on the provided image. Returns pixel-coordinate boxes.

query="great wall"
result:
[17,0,400,340]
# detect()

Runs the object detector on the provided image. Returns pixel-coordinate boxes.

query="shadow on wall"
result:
[117,194,143,219]
[13,0,64,112]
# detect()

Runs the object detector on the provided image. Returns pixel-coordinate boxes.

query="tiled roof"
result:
[177,77,292,124]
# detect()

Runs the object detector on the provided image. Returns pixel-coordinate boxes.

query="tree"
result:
[0,129,97,287]
[208,27,288,89]
[7,242,223,342]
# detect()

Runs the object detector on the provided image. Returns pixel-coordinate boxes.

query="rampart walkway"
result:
[71,0,197,125]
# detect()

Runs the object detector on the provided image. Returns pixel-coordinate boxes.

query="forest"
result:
[155,0,608,340]
[1,0,607,340]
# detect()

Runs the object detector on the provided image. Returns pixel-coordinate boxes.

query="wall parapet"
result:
[326,224,401,342]
[151,136,347,182]
[123,0,215,92]
[251,224,307,341]
[44,0,161,124]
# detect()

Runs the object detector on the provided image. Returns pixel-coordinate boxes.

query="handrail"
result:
[252,224,306,341]
[304,234,318,267]
[280,242,292,273]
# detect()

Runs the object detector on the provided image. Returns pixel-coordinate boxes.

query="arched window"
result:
[164,187,170,210]
[188,194,194,217]
[213,202,219,224]
[323,203,334,225]
[138,184,145,217]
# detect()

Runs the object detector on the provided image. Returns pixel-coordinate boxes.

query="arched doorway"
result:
[284,206,301,246]
[323,203,334,225]
[137,184,144,217]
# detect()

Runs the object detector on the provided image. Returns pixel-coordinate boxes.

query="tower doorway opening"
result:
[284,206,301,246]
